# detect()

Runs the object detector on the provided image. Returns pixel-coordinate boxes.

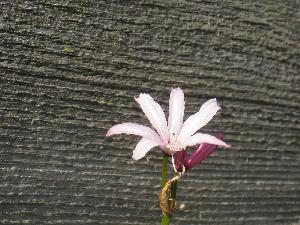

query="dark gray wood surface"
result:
[0,1,299,224]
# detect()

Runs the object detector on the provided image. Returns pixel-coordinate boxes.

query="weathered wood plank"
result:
[0,0,299,224]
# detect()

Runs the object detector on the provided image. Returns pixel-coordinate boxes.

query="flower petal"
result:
[185,133,223,170]
[132,138,161,160]
[168,87,185,143]
[177,98,220,144]
[135,94,169,144]
[182,132,230,148]
[106,122,162,143]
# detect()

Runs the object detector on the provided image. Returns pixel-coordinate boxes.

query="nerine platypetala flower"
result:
[106,88,229,160]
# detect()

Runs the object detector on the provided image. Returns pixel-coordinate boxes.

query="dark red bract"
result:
[175,133,223,172]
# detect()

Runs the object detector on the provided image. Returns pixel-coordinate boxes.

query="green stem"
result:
[161,154,168,187]
[160,154,178,225]
[160,215,171,225]
[160,154,171,225]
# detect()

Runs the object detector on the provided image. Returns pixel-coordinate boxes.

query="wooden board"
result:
[0,1,299,224]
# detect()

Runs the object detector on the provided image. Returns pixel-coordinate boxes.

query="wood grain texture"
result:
[0,0,299,224]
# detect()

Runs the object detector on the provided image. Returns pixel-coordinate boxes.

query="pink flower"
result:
[175,133,223,172]
[106,88,229,160]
